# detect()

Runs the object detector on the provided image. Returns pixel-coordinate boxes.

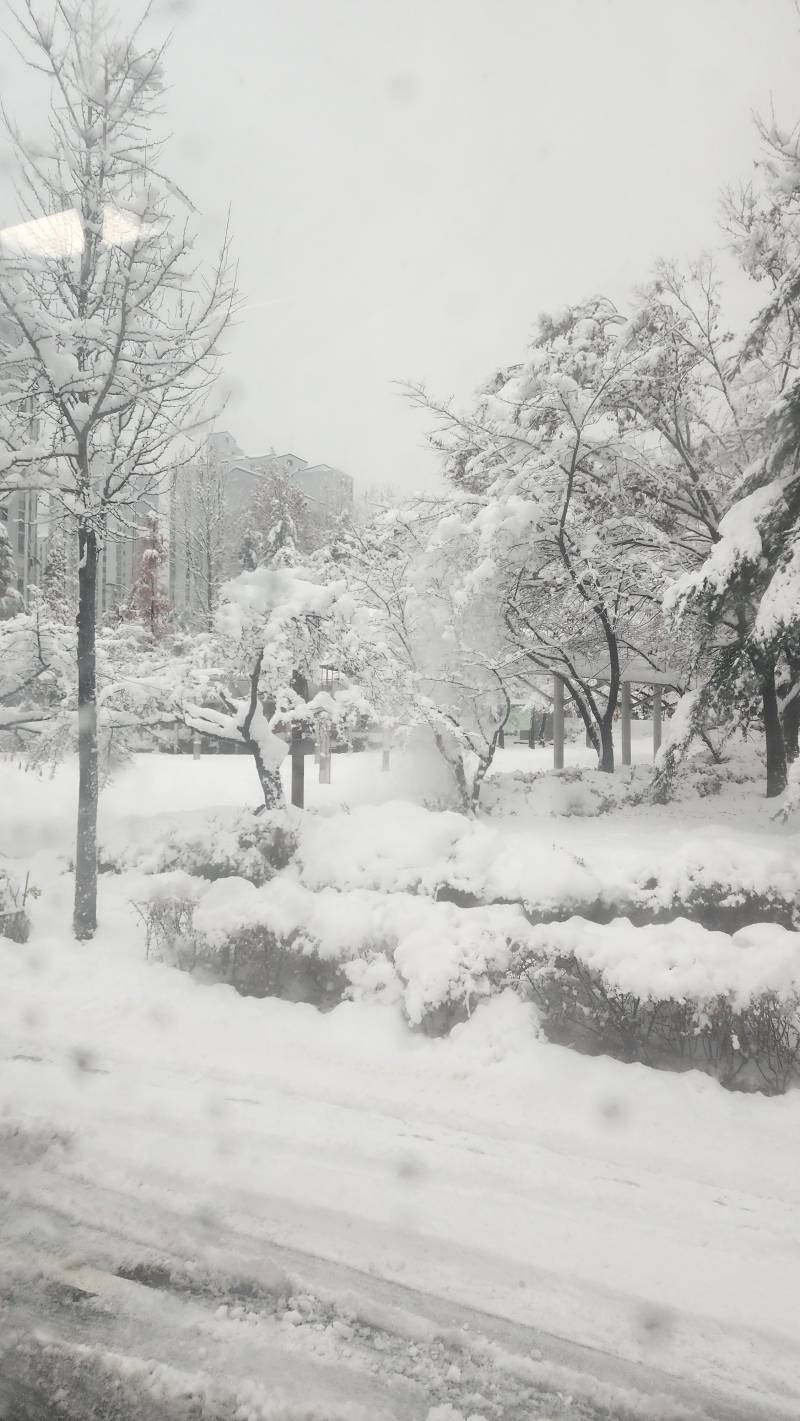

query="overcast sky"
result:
[4,0,800,491]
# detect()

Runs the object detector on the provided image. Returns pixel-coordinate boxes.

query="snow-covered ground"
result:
[1,745,799,1420]
[0,720,659,840]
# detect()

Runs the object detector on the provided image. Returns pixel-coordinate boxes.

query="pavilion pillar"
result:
[290,722,305,808]
[621,681,632,767]
[652,685,662,758]
[553,675,564,770]
[318,718,331,784]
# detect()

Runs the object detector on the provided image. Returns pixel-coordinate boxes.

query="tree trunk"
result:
[598,715,615,773]
[781,653,800,763]
[432,727,472,814]
[597,620,621,774]
[782,692,800,764]
[242,648,285,811]
[73,523,99,939]
[561,678,605,768]
[206,544,214,632]
[762,664,788,798]
[580,714,601,760]
[252,744,284,810]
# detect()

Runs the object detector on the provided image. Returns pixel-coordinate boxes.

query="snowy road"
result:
[2,1015,799,1421]
[0,1180,694,1421]
[0,1138,775,1421]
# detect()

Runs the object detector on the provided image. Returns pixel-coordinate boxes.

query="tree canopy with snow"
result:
[342,498,521,812]
[184,559,364,811]
[656,125,800,796]
[406,299,677,771]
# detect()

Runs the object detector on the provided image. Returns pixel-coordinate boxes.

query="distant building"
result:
[2,429,355,626]
[1,490,48,599]
[0,316,161,619]
[293,462,355,517]
[1,487,159,619]
[169,433,354,627]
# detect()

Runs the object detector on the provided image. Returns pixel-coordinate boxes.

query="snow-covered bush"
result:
[481,766,646,819]
[135,876,354,1010]
[525,958,800,1093]
[133,872,532,1031]
[0,865,36,943]
[514,917,800,1093]
[483,750,765,821]
[197,925,349,1007]
[385,898,527,1032]
[293,797,800,930]
[651,730,766,804]
[133,873,205,961]
[100,808,297,884]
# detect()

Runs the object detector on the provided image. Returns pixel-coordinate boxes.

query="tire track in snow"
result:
[0,1242,689,1421]
[1,1168,789,1421]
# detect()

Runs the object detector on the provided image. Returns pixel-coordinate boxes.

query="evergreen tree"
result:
[129,513,170,639]
[0,518,22,621]
[240,472,303,570]
[41,523,72,624]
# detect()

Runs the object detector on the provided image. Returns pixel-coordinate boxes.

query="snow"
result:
[1,747,800,1417]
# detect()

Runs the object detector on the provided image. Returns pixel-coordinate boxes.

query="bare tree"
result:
[172,442,231,630]
[0,1,236,936]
